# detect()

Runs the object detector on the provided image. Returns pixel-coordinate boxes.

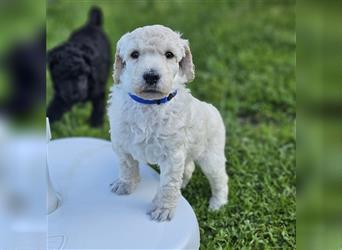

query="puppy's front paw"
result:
[147,204,175,222]
[110,179,136,195]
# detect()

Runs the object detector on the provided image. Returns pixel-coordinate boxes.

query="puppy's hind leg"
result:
[181,160,195,189]
[111,152,140,195]
[89,92,105,127]
[196,151,228,210]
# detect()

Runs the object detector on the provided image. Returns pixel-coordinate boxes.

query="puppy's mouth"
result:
[137,88,166,99]
[141,89,162,94]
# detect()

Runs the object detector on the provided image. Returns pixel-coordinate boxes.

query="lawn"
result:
[47,1,296,249]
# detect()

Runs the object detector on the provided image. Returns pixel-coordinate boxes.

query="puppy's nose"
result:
[143,70,160,85]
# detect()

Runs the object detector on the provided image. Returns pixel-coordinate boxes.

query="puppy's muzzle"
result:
[143,70,160,86]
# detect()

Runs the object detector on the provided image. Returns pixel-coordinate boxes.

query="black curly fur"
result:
[47,6,111,127]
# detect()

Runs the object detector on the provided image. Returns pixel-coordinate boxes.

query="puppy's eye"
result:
[165,51,174,59]
[130,51,139,59]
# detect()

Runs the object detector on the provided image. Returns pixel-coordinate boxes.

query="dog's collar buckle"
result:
[166,92,175,101]
[128,90,177,105]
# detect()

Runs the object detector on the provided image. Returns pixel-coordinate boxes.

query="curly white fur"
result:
[108,25,228,221]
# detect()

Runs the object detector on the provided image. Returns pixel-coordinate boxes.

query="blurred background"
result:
[0,0,46,249]
[297,1,342,250]
[0,0,45,126]
[0,0,341,249]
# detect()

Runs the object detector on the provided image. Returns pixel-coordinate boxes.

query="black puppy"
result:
[47,7,111,127]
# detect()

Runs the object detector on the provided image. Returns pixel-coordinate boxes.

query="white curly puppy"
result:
[108,25,228,221]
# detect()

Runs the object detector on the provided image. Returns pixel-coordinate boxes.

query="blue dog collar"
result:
[128,90,177,105]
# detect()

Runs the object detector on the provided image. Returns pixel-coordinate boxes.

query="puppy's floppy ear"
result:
[47,44,65,69]
[113,49,124,84]
[179,39,195,83]
[113,32,130,84]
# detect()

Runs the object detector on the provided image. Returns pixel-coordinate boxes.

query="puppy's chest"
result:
[120,107,182,163]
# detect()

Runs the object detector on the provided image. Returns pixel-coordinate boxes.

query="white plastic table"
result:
[48,137,200,249]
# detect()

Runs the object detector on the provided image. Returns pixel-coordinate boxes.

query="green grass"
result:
[47,1,296,249]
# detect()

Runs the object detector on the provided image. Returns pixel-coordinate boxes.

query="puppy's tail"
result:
[88,6,103,26]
